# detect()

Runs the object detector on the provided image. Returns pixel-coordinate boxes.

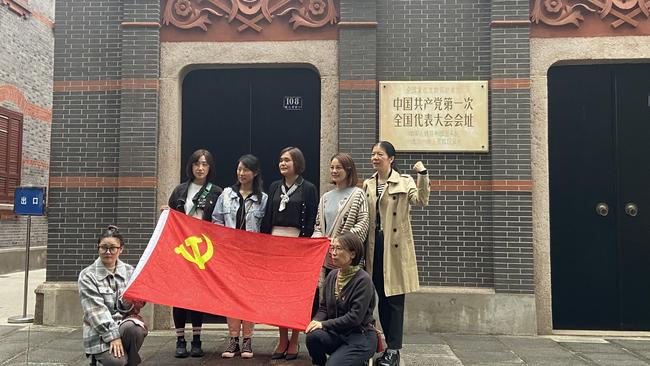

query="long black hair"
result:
[236,154,264,201]
[373,140,399,172]
[185,149,216,183]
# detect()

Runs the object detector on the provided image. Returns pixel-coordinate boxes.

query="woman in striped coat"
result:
[313,153,369,297]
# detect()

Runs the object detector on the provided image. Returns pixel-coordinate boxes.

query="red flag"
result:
[124,209,329,330]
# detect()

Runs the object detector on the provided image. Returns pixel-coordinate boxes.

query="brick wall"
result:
[48,0,160,281]
[339,0,533,293]
[0,0,54,250]
[48,0,534,293]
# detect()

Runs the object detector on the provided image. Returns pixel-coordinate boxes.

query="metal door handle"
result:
[596,203,609,217]
[625,202,638,217]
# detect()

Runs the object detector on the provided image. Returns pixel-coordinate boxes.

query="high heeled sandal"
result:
[271,344,288,360]
[285,344,300,361]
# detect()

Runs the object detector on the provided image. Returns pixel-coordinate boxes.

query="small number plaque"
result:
[283,96,303,111]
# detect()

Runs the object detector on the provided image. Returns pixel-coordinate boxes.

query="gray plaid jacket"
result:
[78,257,133,355]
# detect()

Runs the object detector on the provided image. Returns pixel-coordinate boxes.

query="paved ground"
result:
[0,269,44,325]
[3,325,650,365]
[3,270,650,365]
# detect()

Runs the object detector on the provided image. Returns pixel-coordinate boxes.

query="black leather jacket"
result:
[168,181,223,221]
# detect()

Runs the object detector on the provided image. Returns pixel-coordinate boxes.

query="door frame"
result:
[531,37,650,334]
[158,41,338,220]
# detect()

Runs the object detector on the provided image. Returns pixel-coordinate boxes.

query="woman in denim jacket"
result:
[212,154,268,359]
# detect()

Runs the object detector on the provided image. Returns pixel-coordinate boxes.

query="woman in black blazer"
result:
[261,146,318,360]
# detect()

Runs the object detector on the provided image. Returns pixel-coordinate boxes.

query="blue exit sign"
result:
[14,187,46,216]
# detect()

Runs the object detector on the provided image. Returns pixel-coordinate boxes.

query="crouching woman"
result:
[305,232,377,366]
[78,225,147,366]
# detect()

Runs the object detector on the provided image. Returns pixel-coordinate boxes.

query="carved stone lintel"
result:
[530,0,650,28]
[2,0,31,19]
[162,0,338,33]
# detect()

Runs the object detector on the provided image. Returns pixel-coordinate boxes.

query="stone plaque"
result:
[379,81,488,152]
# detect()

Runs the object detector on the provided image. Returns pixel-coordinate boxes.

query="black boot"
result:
[190,340,204,357]
[376,349,400,366]
[175,338,189,358]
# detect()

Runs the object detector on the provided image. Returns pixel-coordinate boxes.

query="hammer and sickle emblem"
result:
[174,234,214,270]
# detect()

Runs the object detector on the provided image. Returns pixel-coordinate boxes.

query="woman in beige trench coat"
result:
[363,141,429,366]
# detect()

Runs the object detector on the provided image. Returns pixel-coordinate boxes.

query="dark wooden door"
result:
[182,68,321,190]
[181,68,321,323]
[549,64,650,330]
[615,65,650,330]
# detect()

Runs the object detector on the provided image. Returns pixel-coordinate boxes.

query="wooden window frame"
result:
[0,107,23,204]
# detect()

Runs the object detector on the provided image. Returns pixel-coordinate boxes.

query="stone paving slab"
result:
[401,344,462,366]
[441,335,525,365]
[497,336,590,366]
[0,269,45,326]
[608,338,650,361]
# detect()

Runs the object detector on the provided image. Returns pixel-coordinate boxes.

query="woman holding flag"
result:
[167,149,223,358]
[212,154,268,359]
[261,146,318,361]
[78,225,147,366]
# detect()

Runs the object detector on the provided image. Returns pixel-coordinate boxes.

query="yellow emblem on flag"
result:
[174,234,213,270]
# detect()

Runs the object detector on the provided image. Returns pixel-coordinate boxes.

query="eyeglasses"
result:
[98,246,121,254]
[329,245,347,253]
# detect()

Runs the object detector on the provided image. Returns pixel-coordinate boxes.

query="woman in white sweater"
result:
[313,153,369,297]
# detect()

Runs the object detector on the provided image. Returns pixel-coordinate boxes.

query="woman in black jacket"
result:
[167,149,222,358]
[305,232,377,366]
[261,146,318,360]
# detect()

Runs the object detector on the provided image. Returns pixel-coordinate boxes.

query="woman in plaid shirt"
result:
[78,226,147,366]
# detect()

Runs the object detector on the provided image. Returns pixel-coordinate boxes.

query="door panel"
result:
[181,68,321,323]
[182,69,252,187]
[250,68,321,190]
[615,65,650,330]
[182,68,321,190]
[550,64,650,330]
[549,65,619,329]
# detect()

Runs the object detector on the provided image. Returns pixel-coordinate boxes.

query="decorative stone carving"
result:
[531,0,650,28]
[162,0,337,33]
[2,0,31,19]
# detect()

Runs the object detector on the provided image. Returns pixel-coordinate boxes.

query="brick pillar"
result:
[489,3,534,294]
[48,0,124,281]
[338,0,377,177]
[43,0,162,328]
[48,0,160,279]
[117,0,160,263]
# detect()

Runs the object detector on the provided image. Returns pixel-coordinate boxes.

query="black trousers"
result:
[306,329,376,366]
[172,307,203,332]
[92,321,147,366]
[372,229,405,350]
